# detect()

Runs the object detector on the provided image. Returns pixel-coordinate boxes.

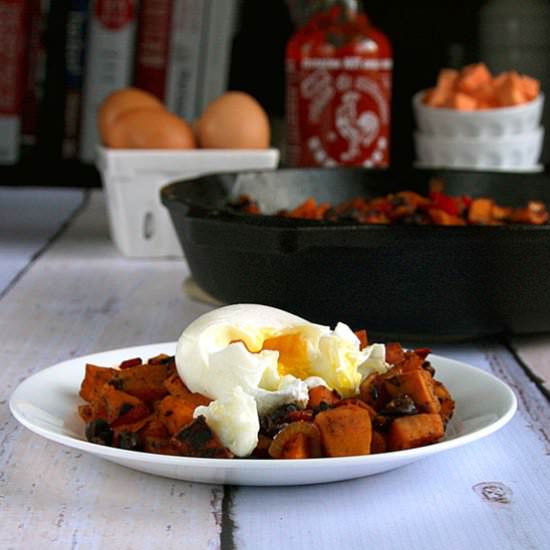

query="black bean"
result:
[85,419,113,446]
[118,431,142,451]
[422,361,435,376]
[380,394,418,416]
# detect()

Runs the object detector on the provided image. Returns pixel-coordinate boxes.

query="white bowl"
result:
[414,127,544,171]
[412,90,544,138]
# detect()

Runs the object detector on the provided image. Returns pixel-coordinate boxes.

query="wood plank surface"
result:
[230,341,550,550]
[0,187,85,292]
[2,190,549,549]
[1,191,218,550]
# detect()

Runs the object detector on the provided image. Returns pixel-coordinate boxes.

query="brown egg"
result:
[195,91,270,149]
[97,87,165,144]
[104,108,196,149]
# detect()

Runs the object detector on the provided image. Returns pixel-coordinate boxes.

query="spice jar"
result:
[285,0,392,167]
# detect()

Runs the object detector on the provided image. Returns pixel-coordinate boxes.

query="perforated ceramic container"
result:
[412,90,544,138]
[96,147,280,257]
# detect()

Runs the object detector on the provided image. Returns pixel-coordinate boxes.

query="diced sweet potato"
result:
[280,432,310,459]
[354,329,368,349]
[433,380,455,425]
[108,361,175,401]
[385,342,405,365]
[457,62,492,94]
[468,198,495,224]
[495,71,526,106]
[359,371,387,408]
[509,201,549,225]
[80,363,116,401]
[314,404,372,457]
[423,87,451,108]
[308,385,341,408]
[521,75,540,100]
[387,413,444,451]
[140,416,180,455]
[157,395,197,435]
[370,430,387,454]
[424,65,538,111]
[446,92,477,111]
[78,404,94,422]
[163,373,212,407]
[92,384,150,426]
[268,421,322,458]
[436,68,460,91]
[427,208,466,226]
[384,370,441,414]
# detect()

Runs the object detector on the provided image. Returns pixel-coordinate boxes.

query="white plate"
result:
[9,343,517,486]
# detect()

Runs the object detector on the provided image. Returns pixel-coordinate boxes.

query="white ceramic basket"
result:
[412,90,544,138]
[96,147,280,258]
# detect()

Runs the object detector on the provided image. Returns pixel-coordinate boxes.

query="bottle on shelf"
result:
[285,0,392,168]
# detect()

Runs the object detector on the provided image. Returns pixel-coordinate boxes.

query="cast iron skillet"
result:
[161,167,550,341]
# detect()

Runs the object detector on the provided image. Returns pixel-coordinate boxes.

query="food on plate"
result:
[229,180,549,226]
[98,87,270,150]
[78,304,455,459]
[422,62,541,110]
[194,91,271,149]
[97,87,165,143]
[104,108,196,149]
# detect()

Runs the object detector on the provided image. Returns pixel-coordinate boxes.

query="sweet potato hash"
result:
[229,181,549,226]
[79,339,455,459]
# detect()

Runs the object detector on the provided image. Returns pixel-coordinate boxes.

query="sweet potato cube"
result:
[436,68,460,91]
[433,380,455,425]
[385,342,405,365]
[280,432,310,459]
[308,385,341,408]
[446,92,477,111]
[158,395,197,435]
[384,370,441,414]
[521,75,540,100]
[78,404,94,422]
[314,404,372,457]
[495,71,526,106]
[109,362,175,401]
[370,430,387,454]
[428,208,466,226]
[423,87,451,108]
[457,62,492,93]
[354,329,368,349]
[92,384,150,426]
[80,364,116,401]
[139,417,179,455]
[163,373,212,407]
[468,198,495,224]
[387,413,444,451]
[359,371,387,408]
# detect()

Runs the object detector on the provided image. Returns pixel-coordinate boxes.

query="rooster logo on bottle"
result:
[335,91,380,162]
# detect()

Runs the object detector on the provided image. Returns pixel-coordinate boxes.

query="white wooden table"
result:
[2,188,549,550]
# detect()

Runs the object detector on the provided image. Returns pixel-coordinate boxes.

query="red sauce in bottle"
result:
[285,1,392,168]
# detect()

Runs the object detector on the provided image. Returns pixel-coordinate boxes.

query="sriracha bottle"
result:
[285,0,392,168]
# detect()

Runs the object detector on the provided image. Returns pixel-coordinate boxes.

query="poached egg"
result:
[175,304,388,457]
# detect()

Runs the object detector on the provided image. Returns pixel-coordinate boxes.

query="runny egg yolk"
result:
[262,333,311,380]
[229,332,312,380]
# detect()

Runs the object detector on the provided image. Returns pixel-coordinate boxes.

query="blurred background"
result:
[1,0,548,186]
